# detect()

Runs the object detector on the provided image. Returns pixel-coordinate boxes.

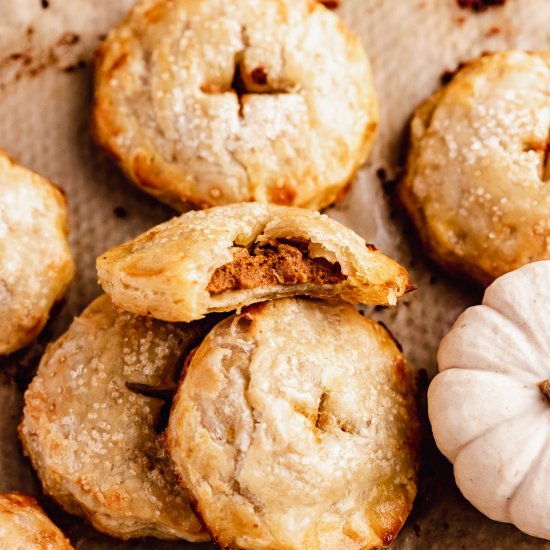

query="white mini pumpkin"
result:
[429,260,550,540]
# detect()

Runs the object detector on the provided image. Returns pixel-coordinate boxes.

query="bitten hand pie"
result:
[166,299,419,550]
[19,295,209,542]
[96,203,411,322]
[0,493,73,549]
[92,0,377,211]
[0,151,74,355]
[401,51,550,286]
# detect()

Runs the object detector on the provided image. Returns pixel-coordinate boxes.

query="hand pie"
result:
[92,0,377,211]
[0,493,73,549]
[97,203,411,322]
[19,295,209,541]
[401,51,550,285]
[166,298,419,550]
[0,151,74,355]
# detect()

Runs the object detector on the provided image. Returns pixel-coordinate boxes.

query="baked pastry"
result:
[96,203,411,322]
[401,51,550,286]
[166,298,419,550]
[0,151,74,355]
[92,0,377,211]
[0,493,73,549]
[19,295,208,541]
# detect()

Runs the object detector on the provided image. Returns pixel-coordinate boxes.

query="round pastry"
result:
[20,295,208,541]
[0,493,73,550]
[92,0,377,210]
[400,51,550,286]
[97,203,411,322]
[166,298,419,550]
[0,151,74,355]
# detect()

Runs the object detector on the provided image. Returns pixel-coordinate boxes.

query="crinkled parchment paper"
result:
[1,0,550,548]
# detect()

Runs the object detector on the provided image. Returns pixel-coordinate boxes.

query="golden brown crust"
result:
[0,493,73,549]
[166,299,419,550]
[92,0,378,211]
[0,150,74,355]
[96,203,411,322]
[19,295,209,542]
[400,51,550,286]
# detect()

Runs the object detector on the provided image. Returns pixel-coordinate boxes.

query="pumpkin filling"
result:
[207,238,346,295]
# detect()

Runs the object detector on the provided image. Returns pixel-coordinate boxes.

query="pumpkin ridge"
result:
[454,409,546,461]
[507,433,550,539]
[441,304,549,379]
[454,413,549,524]
[437,363,536,381]
[485,288,550,365]
[504,423,550,524]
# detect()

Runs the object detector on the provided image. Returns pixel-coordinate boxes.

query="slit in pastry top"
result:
[96,203,411,322]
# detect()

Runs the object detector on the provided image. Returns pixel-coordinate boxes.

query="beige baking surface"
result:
[1,0,550,548]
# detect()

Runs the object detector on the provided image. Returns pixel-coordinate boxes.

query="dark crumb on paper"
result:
[113,206,128,218]
[485,25,501,37]
[456,0,506,12]
[7,52,32,65]
[319,0,340,8]
[41,0,49,8]
[57,32,80,47]
[454,15,466,24]
[0,28,85,89]
[98,33,107,41]
[62,60,87,73]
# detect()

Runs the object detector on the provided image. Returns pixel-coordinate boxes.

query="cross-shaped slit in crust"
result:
[230,57,248,117]
[201,55,292,117]
[542,141,550,181]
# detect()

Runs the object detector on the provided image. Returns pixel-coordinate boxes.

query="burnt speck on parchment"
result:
[456,0,506,12]
[0,29,87,90]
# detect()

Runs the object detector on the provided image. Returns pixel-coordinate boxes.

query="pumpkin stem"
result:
[538,380,550,402]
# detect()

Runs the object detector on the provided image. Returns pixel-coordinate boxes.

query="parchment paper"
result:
[1,0,549,548]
